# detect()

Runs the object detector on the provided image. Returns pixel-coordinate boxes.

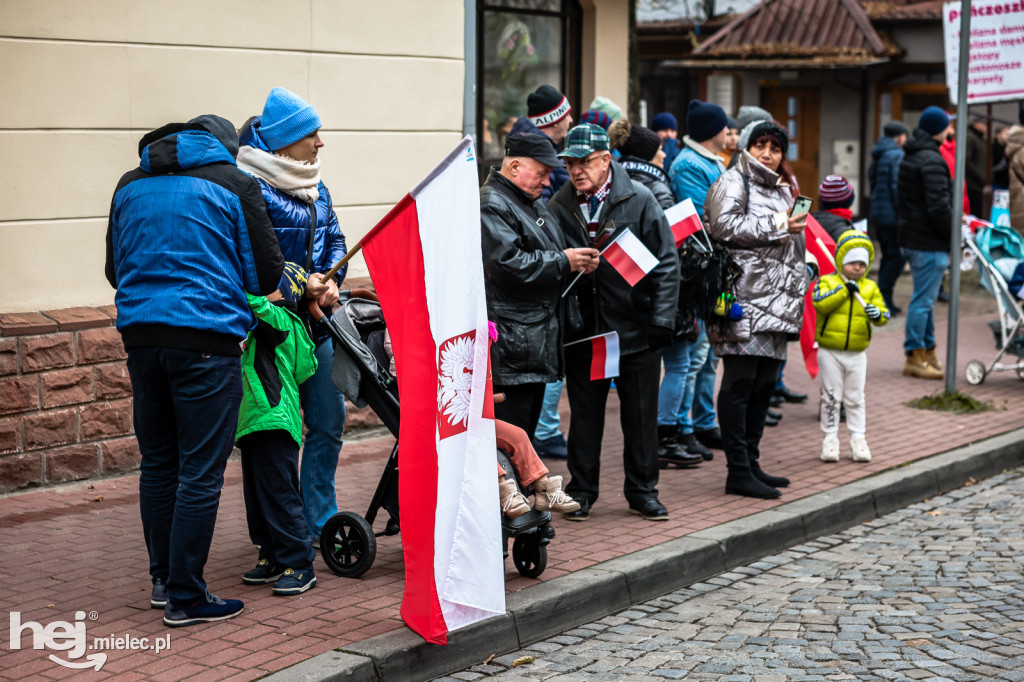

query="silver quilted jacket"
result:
[704,151,808,343]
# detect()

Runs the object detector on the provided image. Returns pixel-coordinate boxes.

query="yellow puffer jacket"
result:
[812,230,890,352]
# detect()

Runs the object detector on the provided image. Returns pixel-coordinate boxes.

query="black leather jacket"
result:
[481,170,570,384]
[549,163,680,355]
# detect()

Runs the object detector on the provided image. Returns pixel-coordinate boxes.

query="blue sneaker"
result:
[163,591,244,627]
[150,578,168,609]
[532,433,568,460]
[272,567,317,595]
[242,558,284,584]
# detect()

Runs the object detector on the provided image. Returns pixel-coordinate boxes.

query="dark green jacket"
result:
[237,295,317,445]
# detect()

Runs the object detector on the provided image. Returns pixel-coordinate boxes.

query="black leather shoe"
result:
[766,408,783,421]
[773,386,808,403]
[764,413,780,427]
[769,393,784,407]
[658,449,703,468]
[628,498,669,521]
[694,427,724,450]
[563,498,591,522]
[679,431,713,461]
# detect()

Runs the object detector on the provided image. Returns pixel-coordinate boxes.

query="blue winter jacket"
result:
[661,138,680,173]
[668,137,726,216]
[105,115,284,355]
[868,135,904,229]
[238,119,348,283]
[509,117,570,204]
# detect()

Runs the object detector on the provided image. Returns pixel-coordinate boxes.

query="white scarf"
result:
[237,145,321,204]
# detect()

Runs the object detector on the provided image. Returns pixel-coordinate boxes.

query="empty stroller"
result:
[308,292,555,579]
[962,225,1024,384]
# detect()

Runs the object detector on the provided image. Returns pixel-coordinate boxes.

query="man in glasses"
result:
[547,124,680,522]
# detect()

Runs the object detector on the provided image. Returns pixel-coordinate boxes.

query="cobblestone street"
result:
[439,468,1024,682]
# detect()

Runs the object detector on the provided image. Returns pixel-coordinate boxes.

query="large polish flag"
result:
[664,198,703,246]
[360,137,504,644]
[602,228,659,287]
[800,214,838,379]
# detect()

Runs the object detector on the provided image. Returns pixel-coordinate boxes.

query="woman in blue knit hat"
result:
[237,87,348,551]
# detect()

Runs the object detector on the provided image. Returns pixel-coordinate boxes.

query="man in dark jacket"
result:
[868,120,909,313]
[481,132,599,434]
[106,115,284,627]
[897,106,952,380]
[548,124,681,522]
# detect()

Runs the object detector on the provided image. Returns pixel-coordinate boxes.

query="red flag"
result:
[664,198,703,246]
[800,215,837,379]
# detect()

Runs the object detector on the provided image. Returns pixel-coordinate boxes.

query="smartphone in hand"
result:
[790,195,813,218]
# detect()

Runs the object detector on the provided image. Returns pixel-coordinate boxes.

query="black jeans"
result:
[128,347,242,606]
[493,381,546,437]
[240,430,315,570]
[717,354,782,471]
[875,224,906,307]
[564,348,661,506]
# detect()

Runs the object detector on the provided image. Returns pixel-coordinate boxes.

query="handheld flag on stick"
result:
[566,331,620,380]
[603,229,659,286]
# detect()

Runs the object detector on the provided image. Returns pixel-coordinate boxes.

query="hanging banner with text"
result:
[943,1,1024,104]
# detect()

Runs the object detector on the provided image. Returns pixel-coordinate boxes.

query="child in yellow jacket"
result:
[812,230,889,463]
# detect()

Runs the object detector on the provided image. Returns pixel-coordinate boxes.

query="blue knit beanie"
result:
[686,100,728,143]
[918,106,950,136]
[259,87,322,151]
[650,112,678,132]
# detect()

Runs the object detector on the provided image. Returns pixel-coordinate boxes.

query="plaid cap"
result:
[558,124,611,159]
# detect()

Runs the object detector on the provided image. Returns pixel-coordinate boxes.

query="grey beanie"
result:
[736,105,773,131]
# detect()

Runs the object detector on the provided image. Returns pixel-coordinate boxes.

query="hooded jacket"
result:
[480,169,570,384]
[509,117,570,203]
[867,135,904,228]
[1007,125,1024,232]
[105,115,284,355]
[618,156,675,210]
[812,230,890,352]
[548,163,680,355]
[704,151,808,344]
[898,129,954,252]
[668,136,726,215]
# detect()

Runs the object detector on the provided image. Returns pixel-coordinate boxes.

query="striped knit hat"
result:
[580,109,613,131]
[819,174,855,208]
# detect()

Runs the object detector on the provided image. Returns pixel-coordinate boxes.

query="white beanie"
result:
[843,247,870,266]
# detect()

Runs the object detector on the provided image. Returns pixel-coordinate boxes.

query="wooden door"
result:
[762,87,821,204]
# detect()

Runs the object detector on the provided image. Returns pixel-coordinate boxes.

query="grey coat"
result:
[704,152,808,344]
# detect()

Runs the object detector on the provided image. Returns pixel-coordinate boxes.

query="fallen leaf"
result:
[927,510,942,516]
[905,638,931,647]
[483,654,495,665]
[47,604,53,608]
[512,656,534,667]
[94,495,104,502]
[964,477,976,486]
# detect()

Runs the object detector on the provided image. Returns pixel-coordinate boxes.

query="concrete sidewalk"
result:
[2,281,1023,682]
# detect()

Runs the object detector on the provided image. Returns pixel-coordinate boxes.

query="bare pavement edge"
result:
[266,428,1024,682]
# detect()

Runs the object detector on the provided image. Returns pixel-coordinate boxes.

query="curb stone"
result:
[267,428,1024,682]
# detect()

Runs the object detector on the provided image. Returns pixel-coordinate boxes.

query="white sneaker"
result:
[850,435,872,462]
[820,434,840,462]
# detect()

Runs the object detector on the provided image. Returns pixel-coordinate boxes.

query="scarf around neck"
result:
[236,145,321,203]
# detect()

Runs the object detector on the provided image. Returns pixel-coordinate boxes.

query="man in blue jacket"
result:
[868,120,909,314]
[106,114,284,627]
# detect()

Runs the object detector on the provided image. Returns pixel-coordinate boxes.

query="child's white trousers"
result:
[818,348,867,436]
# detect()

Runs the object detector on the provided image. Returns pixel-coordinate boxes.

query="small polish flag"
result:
[602,229,659,287]
[664,198,703,246]
[568,331,620,380]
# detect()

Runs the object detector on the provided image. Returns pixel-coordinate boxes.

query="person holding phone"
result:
[810,175,856,241]
[704,120,808,500]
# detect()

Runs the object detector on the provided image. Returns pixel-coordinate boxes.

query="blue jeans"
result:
[533,379,564,441]
[299,339,347,539]
[901,248,949,354]
[680,325,718,433]
[129,348,242,605]
[657,338,691,426]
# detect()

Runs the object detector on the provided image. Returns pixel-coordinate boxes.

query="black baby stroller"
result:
[308,292,555,579]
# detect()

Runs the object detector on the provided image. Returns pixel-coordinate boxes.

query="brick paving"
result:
[439,468,1024,681]
[1,280,1022,680]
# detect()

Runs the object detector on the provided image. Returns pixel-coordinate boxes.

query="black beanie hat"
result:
[746,121,789,156]
[621,125,662,162]
[686,99,728,143]
[527,85,571,128]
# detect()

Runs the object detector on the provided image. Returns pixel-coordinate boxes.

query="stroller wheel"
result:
[1016,364,1024,381]
[320,512,377,578]
[512,534,547,579]
[964,360,986,386]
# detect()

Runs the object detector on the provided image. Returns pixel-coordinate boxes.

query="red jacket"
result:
[940,138,973,213]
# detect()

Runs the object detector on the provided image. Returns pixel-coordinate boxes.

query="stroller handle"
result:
[306,288,381,323]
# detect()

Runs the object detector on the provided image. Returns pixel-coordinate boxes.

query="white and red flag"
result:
[360,137,504,645]
[800,214,838,379]
[664,198,703,246]
[602,228,659,287]
[566,331,620,380]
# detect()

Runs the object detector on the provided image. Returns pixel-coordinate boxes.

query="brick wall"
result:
[0,306,136,492]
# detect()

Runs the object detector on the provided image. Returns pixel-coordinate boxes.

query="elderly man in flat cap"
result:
[481,132,600,437]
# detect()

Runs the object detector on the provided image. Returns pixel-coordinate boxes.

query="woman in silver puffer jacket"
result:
[704,121,808,500]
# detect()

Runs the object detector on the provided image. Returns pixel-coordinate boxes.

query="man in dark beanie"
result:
[651,111,681,170]
[897,106,953,380]
[811,174,856,241]
[668,100,729,213]
[869,120,909,314]
[509,84,574,204]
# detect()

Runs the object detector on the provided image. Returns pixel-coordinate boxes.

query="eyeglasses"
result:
[565,153,607,170]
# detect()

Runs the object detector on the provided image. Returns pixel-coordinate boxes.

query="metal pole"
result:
[945,0,971,393]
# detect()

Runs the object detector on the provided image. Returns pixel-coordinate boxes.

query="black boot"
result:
[678,430,713,461]
[725,467,781,499]
[750,457,790,488]
[658,425,702,468]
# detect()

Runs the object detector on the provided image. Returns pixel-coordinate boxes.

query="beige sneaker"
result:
[820,434,840,462]
[850,435,872,462]
[499,478,530,518]
[533,475,580,513]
